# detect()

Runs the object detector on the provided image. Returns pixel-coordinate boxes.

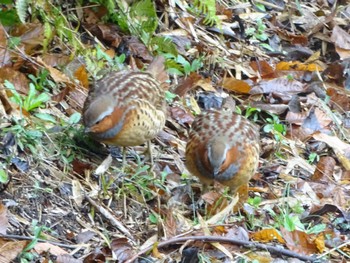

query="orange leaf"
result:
[315,233,325,253]
[249,60,276,79]
[73,65,89,89]
[222,78,251,94]
[276,61,323,71]
[251,228,285,244]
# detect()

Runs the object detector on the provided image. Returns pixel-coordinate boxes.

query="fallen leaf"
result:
[0,204,9,235]
[251,228,285,244]
[311,156,336,182]
[34,242,68,255]
[222,78,251,94]
[250,78,305,94]
[280,228,318,255]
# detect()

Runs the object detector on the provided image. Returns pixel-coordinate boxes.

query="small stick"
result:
[85,195,135,242]
[0,234,83,250]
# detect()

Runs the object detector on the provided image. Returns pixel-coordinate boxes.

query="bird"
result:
[83,56,167,165]
[185,110,260,193]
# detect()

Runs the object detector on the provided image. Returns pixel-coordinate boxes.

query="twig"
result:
[85,195,135,242]
[0,234,83,249]
[316,239,350,260]
[125,235,319,263]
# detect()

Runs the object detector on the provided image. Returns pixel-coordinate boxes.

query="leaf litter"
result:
[0,0,350,262]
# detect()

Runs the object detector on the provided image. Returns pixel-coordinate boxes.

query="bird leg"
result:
[146,140,154,166]
[122,146,127,168]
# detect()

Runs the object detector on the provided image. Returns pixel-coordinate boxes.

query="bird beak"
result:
[84,127,91,133]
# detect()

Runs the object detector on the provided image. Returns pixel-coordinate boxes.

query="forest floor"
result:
[1,0,350,262]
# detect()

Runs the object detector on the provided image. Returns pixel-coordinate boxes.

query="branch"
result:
[125,235,319,263]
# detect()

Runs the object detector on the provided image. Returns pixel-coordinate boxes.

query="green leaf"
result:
[4,80,22,106]
[167,67,184,76]
[0,9,20,26]
[255,3,266,12]
[68,112,81,124]
[193,0,219,26]
[191,58,203,72]
[34,113,56,123]
[0,0,13,4]
[149,36,178,56]
[15,0,28,23]
[130,0,157,34]
[26,130,43,139]
[8,36,21,49]
[149,213,158,224]
[165,91,177,103]
[0,169,9,184]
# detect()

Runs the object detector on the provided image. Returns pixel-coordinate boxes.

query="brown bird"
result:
[185,110,260,193]
[83,57,167,164]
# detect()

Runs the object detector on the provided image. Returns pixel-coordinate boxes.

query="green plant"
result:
[307,152,319,164]
[0,0,20,26]
[192,0,220,26]
[43,113,85,166]
[0,168,9,184]
[246,19,268,42]
[5,81,50,112]
[165,54,204,76]
[247,196,262,209]
[263,113,286,141]
[165,91,177,103]
[3,118,43,153]
[244,106,261,123]
[19,220,52,263]
[28,69,56,91]
[246,19,274,51]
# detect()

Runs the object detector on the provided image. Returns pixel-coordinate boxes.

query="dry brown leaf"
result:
[0,25,11,67]
[327,87,350,111]
[85,24,122,47]
[11,23,44,54]
[164,209,177,238]
[170,106,194,126]
[285,111,309,125]
[198,214,233,260]
[0,67,29,95]
[276,29,308,45]
[0,204,9,235]
[56,254,83,263]
[280,228,318,255]
[250,78,305,94]
[249,60,276,79]
[0,239,28,262]
[331,25,350,60]
[313,133,350,170]
[36,57,73,84]
[311,156,336,182]
[111,238,134,261]
[123,36,153,62]
[34,243,68,255]
[72,180,84,207]
[41,54,70,67]
[173,72,202,96]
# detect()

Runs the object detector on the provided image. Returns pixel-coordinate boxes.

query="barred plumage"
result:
[83,57,166,150]
[185,110,260,192]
